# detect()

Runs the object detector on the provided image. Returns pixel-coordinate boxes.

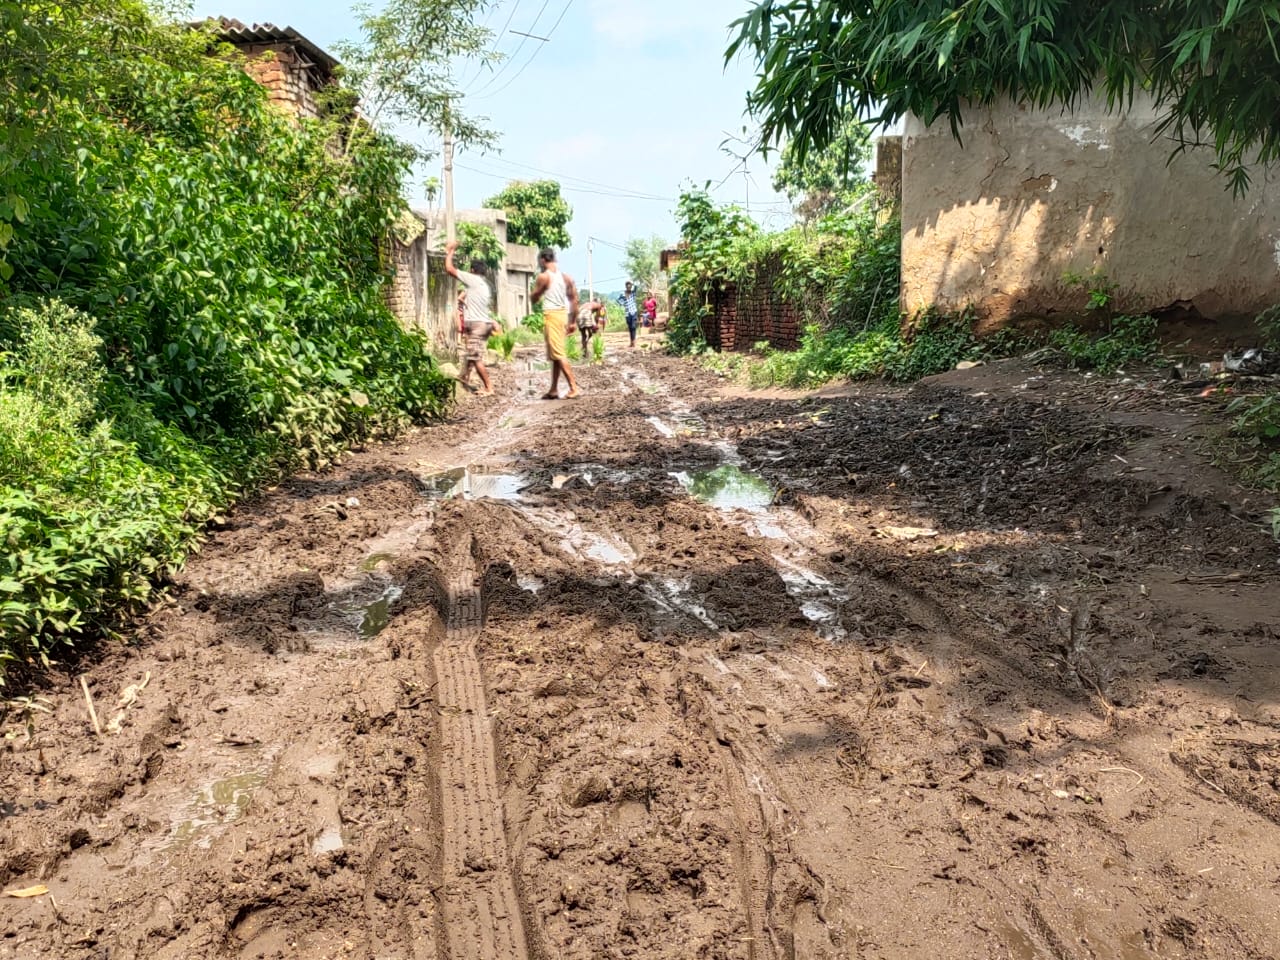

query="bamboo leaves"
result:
[732,0,1280,194]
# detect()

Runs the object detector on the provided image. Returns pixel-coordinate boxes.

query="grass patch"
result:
[698,313,1160,389]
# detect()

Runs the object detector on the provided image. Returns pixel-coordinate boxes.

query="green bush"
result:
[728,315,979,388]
[668,189,902,358]
[0,6,454,679]
[1046,314,1158,373]
[489,329,517,361]
[0,302,210,672]
[456,221,505,270]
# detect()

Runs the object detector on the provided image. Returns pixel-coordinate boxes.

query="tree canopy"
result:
[772,107,872,221]
[455,220,504,270]
[728,0,1280,193]
[333,0,496,149]
[483,179,572,250]
[623,235,666,292]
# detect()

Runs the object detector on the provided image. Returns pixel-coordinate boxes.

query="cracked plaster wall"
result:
[901,91,1280,325]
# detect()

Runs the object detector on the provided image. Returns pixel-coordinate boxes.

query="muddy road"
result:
[3,337,1280,959]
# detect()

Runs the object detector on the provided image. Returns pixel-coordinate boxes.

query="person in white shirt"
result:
[444,241,502,395]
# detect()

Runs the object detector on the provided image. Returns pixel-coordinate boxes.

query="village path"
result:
[2,332,1280,960]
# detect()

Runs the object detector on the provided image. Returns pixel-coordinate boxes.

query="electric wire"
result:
[470,0,574,102]
[461,0,525,88]
[469,0,552,97]
[457,153,674,200]
[454,161,678,202]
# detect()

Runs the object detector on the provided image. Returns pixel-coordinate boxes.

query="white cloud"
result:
[584,0,740,50]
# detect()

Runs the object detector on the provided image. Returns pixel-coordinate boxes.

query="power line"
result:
[471,0,574,102]
[589,236,628,252]
[462,0,523,89]
[455,162,677,202]
[469,0,552,97]
[459,153,675,201]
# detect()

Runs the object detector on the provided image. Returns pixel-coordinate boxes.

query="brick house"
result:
[205,19,462,344]
[204,18,339,120]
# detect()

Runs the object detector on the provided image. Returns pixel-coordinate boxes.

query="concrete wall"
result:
[417,210,537,323]
[901,91,1280,324]
[502,242,536,321]
[387,236,456,348]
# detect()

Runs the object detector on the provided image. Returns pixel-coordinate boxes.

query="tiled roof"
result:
[200,18,340,76]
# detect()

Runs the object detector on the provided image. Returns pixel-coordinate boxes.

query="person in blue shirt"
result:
[616,281,639,348]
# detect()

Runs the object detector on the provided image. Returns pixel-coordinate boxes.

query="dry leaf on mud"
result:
[116,671,151,710]
[106,671,151,734]
[880,525,939,541]
[4,885,49,898]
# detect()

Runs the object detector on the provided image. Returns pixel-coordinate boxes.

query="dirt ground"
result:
[3,331,1280,960]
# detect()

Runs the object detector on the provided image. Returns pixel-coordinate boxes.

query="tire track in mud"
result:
[679,662,835,960]
[431,535,532,960]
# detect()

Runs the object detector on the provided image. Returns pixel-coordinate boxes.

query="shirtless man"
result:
[444,240,501,394]
[530,248,580,399]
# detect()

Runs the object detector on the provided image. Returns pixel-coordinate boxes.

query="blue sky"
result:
[189,0,791,288]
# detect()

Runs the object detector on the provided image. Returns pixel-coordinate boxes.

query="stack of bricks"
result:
[242,48,320,120]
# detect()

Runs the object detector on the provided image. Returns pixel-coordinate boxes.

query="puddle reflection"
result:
[422,466,526,501]
[673,464,776,511]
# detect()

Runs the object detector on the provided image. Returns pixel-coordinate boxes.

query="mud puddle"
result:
[672,463,775,510]
[772,554,849,641]
[351,583,403,639]
[143,754,276,856]
[421,465,526,501]
[521,506,637,566]
[641,575,719,630]
[10,350,1280,960]
[666,435,849,635]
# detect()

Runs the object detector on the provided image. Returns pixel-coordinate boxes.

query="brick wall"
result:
[701,253,802,353]
[241,47,321,120]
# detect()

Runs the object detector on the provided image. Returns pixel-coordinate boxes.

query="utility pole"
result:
[442,118,456,244]
[587,237,595,302]
[442,110,457,348]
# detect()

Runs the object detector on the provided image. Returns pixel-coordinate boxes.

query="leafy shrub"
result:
[489,329,517,361]
[884,314,979,381]
[0,302,213,673]
[0,6,455,679]
[728,315,979,388]
[456,221,505,270]
[521,312,545,334]
[1256,303,1280,347]
[667,189,900,357]
[1046,314,1158,373]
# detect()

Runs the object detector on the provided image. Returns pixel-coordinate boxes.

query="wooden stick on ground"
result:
[79,675,102,738]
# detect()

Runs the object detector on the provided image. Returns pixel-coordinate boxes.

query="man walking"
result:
[444,240,501,395]
[530,248,580,399]
[616,281,639,348]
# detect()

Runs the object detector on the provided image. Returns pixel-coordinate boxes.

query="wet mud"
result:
[2,340,1279,959]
